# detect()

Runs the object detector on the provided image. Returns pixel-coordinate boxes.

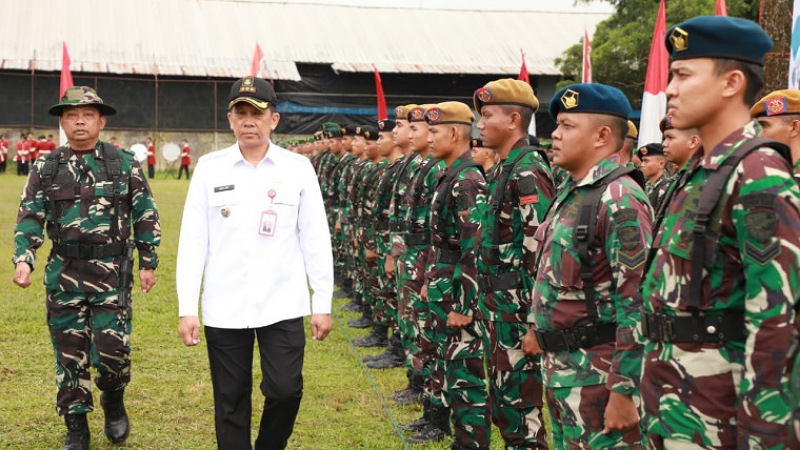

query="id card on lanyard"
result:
[259,189,278,237]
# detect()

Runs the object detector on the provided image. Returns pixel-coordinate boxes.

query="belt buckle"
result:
[658,314,674,343]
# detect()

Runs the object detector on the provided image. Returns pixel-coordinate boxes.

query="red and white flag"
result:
[373,65,387,120]
[715,0,728,16]
[250,43,264,77]
[518,49,536,136]
[582,28,592,83]
[59,41,74,146]
[638,0,669,147]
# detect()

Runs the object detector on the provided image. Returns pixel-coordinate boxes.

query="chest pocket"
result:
[49,183,81,223]
[268,186,302,233]
[87,180,129,227]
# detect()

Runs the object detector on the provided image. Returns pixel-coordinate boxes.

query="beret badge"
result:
[766,97,789,116]
[670,27,689,52]
[561,89,579,110]
[426,108,442,124]
[410,108,424,121]
[476,87,494,104]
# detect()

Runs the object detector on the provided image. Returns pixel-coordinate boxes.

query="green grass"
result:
[0,174,512,449]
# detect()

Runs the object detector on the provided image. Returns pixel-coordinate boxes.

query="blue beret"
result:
[548,83,632,120]
[665,16,772,65]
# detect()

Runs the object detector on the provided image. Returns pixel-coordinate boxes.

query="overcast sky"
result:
[243,0,615,13]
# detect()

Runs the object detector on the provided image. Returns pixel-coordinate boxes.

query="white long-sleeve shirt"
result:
[176,142,333,328]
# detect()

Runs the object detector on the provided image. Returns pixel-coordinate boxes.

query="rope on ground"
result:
[332,306,413,450]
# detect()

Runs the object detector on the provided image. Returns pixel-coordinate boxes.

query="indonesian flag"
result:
[518,49,536,136]
[582,28,592,83]
[373,65,387,120]
[715,0,728,16]
[59,41,74,146]
[638,0,668,147]
[250,43,264,77]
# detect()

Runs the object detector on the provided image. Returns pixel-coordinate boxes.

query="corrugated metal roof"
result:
[0,0,608,80]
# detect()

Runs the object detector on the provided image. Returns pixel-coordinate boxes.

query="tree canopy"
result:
[556,0,759,109]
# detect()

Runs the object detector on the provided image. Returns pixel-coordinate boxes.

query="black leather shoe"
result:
[100,389,130,443]
[63,414,90,450]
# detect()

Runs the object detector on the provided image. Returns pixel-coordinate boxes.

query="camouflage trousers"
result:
[481,320,547,449]
[429,300,491,449]
[47,289,131,415]
[642,343,790,450]
[370,253,398,328]
[546,384,644,450]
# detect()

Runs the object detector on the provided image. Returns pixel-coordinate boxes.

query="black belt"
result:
[478,272,522,292]
[52,241,127,260]
[433,247,460,264]
[404,231,431,247]
[375,221,390,231]
[535,323,617,353]
[390,222,405,232]
[641,311,745,343]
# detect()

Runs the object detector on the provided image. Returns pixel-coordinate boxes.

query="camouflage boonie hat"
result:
[49,86,117,117]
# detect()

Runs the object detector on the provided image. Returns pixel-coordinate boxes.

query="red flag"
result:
[518,49,530,84]
[638,0,669,146]
[373,65,387,120]
[715,0,728,16]
[250,43,264,77]
[60,41,73,98]
[582,28,592,83]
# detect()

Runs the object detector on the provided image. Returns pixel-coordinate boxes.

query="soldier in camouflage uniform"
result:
[12,86,161,450]
[524,83,650,449]
[641,16,800,449]
[636,143,670,211]
[332,125,359,299]
[410,101,490,450]
[395,104,450,432]
[751,89,800,184]
[470,138,498,179]
[473,79,554,450]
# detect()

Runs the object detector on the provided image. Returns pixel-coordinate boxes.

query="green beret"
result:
[665,16,772,65]
[322,122,342,138]
[549,83,632,120]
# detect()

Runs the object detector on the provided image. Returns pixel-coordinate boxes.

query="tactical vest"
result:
[41,143,127,259]
[403,157,442,246]
[430,157,481,264]
[642,137,791,343]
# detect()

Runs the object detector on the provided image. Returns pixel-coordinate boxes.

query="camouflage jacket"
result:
[388,152,422,256]
[642,121,800,435]
[427,151,487,315]
[645,172,671,212]
[14,143,161,293]
[477,144,555,322]
[552,165,570,194]
[403,156,445,282]
[531,154,651,394]
[373,155,405,255]
[793,158,800,185]
[359,160,387,251]
[340,157,367,224]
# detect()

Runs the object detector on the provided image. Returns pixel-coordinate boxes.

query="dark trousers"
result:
[178,164,190,179]
[205,318,305,450]
[147,164,155,179]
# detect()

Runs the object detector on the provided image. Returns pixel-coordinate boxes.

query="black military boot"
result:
[348,305,374,329]
[407,405,450,444]
[395,371,424,405]
[100,389,130,443]
[367,333,404,369]
[63,414,90,450]
[389,368,414,400]
[340,292,362,312]
[353,324,388,348]
[399,397,430,432]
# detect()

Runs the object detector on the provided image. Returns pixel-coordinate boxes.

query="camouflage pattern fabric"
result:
[14,143,160,415]
[47,290,130,415]
[361,160,388,322]
[531,154,650,448]
[14,144,161,289]
[546,384,644,449]
[475,143,553,449]
[644,172,671,213]
[641,122,800,449]
[551,165,570,194]
[372,155,405,327]
[427,151,489,447]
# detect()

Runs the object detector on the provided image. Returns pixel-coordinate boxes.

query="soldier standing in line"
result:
[412,101,490,450]
[751,89,800,183]
[641,16,800,449]
[332,125,359,299]
[523,83,650,449]
[12,86,160,450]
[470,138,498,178]
[396,104,450,434]
[472,79,554,450]
[636,143,670,210]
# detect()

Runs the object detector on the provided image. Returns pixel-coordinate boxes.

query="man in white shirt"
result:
[176,76,333,450]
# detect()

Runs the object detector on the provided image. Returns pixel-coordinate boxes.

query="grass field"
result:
[0,173,512,450]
